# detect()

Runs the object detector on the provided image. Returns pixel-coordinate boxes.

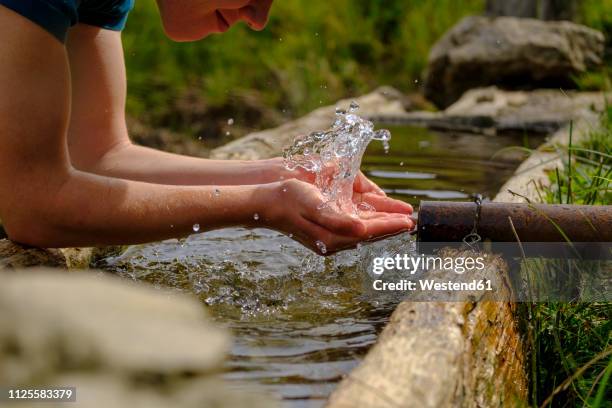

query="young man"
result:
[0,0,414,254]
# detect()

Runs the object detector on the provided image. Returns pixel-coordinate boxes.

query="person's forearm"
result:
[78,142,287,186]
[5,166,270,248]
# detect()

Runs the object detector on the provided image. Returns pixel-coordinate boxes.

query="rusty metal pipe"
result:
[417,201,612,242]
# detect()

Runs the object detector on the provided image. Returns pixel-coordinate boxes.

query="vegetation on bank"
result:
[122,1,611,139]
[122,0,484,136]
[528,107,611,407]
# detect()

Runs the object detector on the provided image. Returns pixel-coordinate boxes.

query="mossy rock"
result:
[0,239,125,270]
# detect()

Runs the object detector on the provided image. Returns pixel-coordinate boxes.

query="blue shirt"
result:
[0,0,134,42]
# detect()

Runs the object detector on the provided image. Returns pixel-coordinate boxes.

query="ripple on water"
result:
[100,227,411,405]
[99,123,544,405]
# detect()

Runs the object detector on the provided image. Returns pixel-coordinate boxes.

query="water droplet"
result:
[192,223,200,232]
[414,79,419,84]
[357,202,376,212]
[170,224,174,228]
[315,240,327,254]
[214,188,220,197]
[225,131,231,136]
[253,213,260,221]
[315,32,319,37]
[374,129,391,141]
[282,187,288,192]
[349,101,360,112]
[227,118,234,126]
[198,136,202,140]
[400,161,404,166]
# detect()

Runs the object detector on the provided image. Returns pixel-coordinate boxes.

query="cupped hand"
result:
[257,179,414,255]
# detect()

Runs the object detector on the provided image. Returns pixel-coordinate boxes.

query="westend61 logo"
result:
[370,253,492,293]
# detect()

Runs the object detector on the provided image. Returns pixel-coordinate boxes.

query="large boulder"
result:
[0,268,275,408]
[424,16,605,108]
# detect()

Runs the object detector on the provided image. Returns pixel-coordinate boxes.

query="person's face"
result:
[160,0,274,41]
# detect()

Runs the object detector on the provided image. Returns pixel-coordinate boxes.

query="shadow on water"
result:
[99,126,545,407]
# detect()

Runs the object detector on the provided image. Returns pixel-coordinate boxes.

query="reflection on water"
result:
[99,126,544,407]
[363,125,543,207]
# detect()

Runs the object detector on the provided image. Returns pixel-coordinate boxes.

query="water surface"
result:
[100,125,544,407]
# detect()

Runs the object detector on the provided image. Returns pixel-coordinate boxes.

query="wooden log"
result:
[326,251,527,407]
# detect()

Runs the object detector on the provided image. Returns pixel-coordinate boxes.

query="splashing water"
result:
[283,101,391,213]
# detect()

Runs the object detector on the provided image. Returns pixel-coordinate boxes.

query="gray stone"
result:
[424,16,605,108]
[210,86,407,161]
[494,117,594,203]
[371,88,607,135]
[0,268,275,408]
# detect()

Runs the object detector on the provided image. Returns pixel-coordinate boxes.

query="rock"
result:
[0,239,124,270]
[369,88,608,135]
[424,16,605,108]
[0,268,275,408]
[494,118,594,203]
[0,239,69,269]
[444,87,605,133]
[209,86,407,160]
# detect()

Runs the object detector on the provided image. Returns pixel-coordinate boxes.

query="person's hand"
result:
[254,179,414,255]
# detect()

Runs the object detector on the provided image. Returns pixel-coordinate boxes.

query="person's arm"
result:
[65,24,386,194]
[0,8,412,253]
[0,8,267,248]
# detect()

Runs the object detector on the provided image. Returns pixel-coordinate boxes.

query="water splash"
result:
[283,101,391,213]
[315,240,327,254]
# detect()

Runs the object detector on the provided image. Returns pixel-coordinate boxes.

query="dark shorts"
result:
[0,0,134,43]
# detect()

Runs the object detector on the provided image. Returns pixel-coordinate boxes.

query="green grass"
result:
[121,1,611,136]
[121,1,485,133]
[527,108,612,407]
[573,0,612,92]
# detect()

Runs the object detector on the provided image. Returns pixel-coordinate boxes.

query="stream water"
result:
[99,122,544,407]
